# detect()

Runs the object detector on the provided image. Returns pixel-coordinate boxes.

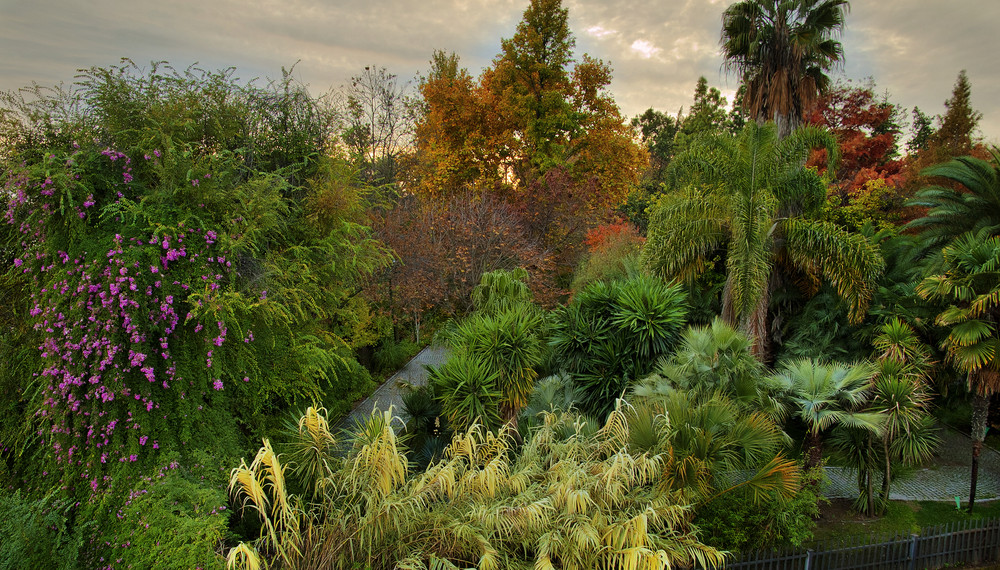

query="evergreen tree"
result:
[907,106,936,155]
[931,70,983,158]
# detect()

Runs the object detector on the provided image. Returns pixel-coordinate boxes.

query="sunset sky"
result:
[2,0,997,142]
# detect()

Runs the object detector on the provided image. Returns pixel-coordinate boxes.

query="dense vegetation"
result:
[1,0,997,568]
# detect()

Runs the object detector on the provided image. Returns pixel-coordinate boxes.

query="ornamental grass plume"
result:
[227,404,726,570]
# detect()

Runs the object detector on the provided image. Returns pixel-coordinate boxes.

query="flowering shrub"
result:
[0,62,389,501]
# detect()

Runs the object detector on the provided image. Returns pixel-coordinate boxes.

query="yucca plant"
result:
[426,353,503,433]
[448,303,544,422]
[550,275,689,418]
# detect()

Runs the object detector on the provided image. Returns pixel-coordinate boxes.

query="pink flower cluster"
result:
[5,145,259,487]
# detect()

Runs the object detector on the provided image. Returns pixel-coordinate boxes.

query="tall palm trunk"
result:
[969,391,990,513]
[770,112,799,140]
[804,430,824,471]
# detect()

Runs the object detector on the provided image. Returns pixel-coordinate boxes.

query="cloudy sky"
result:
[2,0,998,143]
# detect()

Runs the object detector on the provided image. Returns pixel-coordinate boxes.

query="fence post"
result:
[909,533,919,570]
[804,549,813,570]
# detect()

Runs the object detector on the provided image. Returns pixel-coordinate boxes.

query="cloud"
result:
[630,39,662,59]
[585,25,616,40]
[0,0,998,141]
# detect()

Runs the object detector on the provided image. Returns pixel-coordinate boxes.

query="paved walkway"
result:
[336,345,450,432]
[822,425,1000,502]
[338,352,1000,504]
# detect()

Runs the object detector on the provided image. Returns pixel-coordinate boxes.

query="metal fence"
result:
[726,517,1000,570]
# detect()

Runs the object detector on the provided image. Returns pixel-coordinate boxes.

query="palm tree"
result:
[771,358,883,470]
[628,386,799,504]
[906,148,1000,254]
[917,231,1000,513]
[640,318,782,418]
[550,274,689,418]
[829,319,938,515]
[721,0,850,138]
[641,121,884,360]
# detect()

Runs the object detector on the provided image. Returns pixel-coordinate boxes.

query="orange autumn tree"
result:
[406,0,645,285]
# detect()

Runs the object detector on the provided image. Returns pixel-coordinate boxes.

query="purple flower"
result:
[212,379,223,391]
[13,258,22,267]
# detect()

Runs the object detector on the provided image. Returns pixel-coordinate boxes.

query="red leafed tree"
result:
[506,166,610,284]
[584,220,645,253]
[370,192,553,340]
[805,80,906,200]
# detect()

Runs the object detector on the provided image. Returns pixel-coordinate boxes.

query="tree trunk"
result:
[969,392,989,513]
[721,274,735,326]
[772,112,799,140]
[743,271,776,364]
[866,467,875,516]
[879,438,892,513]
[804,431,824,471]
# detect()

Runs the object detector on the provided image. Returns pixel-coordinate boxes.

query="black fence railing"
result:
[726,517,1000,570]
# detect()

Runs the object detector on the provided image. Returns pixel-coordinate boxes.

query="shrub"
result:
[551,274,689,417]
[87,455,231,569]
[694,469,821,554]
[373,338,419,375]
[0,491,86,570]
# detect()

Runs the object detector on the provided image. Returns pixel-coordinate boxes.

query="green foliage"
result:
[430,268,547,429]
[643,120,882,359]
[374,338,419,375]
[641,318,775,412]
[0,61,390,495]
[90,456,230,569]
[427,352,503,432]
[694,476,821,554]
[471,267,534,316]
[929,70,983,158]
[906,148,1000,253]
[627,390,798,503]
[400,384,449,468]
[775,284,867,362]
[0,491,87,570]
[551,274,689,417]
[771,358,883,470]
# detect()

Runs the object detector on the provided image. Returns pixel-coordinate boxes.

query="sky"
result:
[1,0,998,144]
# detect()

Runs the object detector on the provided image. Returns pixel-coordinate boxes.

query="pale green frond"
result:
[782,217,885,323]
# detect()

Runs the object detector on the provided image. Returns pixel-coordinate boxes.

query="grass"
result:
[811,499,1000,545]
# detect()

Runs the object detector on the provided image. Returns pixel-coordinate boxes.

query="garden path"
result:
[338,351,999,504]
[336,345,449,432]
[823,425,1000,503]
